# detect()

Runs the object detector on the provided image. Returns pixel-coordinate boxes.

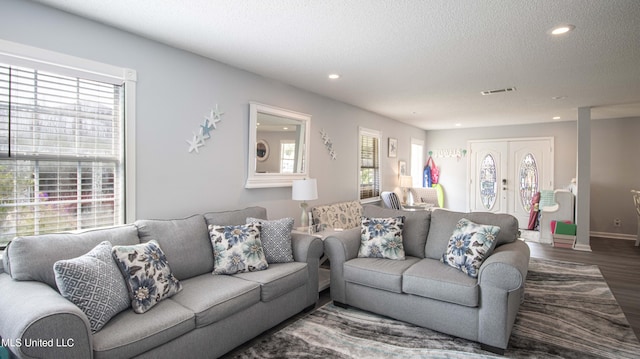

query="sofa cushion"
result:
[425,209,518,260]
[402,259,479,307]
[112,241,183,314]
[344,257,420,293]
[6,224,140,289]
[204,206,267,226]
[53,241,130,333]
[170,274,260,328]
[246,217,294,263]
[92,299,194,359]
[441,218,500,278]
[233,262,308,302]
[363,205,430,258]
[135,215,213,280]
[311,200,362,231]
[209,223,268,275]
[358,216,405,260]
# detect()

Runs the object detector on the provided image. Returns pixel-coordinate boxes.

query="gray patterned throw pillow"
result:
[53,241,130,333]
[112,241,182,314]
[246,217,294,263]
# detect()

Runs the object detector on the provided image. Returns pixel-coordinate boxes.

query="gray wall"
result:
[2,0,426,224]
[591,117,640,237]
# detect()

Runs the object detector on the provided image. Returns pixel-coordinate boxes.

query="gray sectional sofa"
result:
[0,207,323,359]
[324,205,530,354]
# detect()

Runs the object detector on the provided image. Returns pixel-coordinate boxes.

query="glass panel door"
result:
[519,153,539,212]
[480,154,498,210]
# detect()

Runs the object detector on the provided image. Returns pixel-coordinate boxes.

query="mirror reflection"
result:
[246,102,311,188]
[256,113,305,173]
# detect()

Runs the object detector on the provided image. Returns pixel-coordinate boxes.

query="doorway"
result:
[468,138,554,228]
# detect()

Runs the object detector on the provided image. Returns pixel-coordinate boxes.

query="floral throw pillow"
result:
[441,218,501,278]
[209,223,268,275]
[112,241,183,314]
[358,216,405,260]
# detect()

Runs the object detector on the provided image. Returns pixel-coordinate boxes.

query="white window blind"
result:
[0,63,124,246]
[359,128,381,201]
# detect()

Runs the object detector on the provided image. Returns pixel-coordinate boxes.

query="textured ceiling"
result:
[31,0,640,129]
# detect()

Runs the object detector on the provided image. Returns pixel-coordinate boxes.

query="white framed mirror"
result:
[246,102,311,188]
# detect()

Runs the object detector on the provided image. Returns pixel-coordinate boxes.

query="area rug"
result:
[228,258,640,358]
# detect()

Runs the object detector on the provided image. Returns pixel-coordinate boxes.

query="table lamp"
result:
[292,178,318,229]
[400,175,414,205]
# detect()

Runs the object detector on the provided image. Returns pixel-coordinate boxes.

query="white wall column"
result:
[574,107,592,251]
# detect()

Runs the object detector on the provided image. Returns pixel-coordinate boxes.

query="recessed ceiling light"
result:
[550,24,575,35]
[328,74,340,80]
[553,116,561,120]
[455,123,462,127]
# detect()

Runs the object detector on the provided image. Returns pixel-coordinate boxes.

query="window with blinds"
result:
[359,127,381,201]
[0,63,124,247]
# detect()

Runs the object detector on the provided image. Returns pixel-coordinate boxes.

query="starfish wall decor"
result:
[187,104,224,153]
[320,128,337,160]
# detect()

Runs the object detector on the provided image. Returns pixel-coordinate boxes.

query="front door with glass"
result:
[469,138,554,228]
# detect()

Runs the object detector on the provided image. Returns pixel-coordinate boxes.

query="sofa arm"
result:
[477,239,530,350]
[291,233,324,263]
[0,274,92,359]
[291,233,324,306]
[478,239,530,291]
[324,228,361,304]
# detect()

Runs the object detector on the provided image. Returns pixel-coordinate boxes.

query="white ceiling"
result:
[32,0,640,130]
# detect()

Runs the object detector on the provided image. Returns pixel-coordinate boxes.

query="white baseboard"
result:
[573,243,592,252]
[590,231,637,241]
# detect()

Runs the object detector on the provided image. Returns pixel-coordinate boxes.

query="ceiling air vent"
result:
[481,87,517,96]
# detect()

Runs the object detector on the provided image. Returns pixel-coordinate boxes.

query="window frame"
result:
[0,40,136,247]
[280,140,296,173]
[358,127,382,203]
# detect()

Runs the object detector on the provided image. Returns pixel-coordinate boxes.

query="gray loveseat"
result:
[324,205,530,354]
[0,207,323,359]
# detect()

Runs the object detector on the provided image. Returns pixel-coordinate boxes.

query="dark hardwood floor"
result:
[527,237,640,341]
[222,237,640,357]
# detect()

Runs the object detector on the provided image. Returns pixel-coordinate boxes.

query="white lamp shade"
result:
[399,175,413,188]
[292,178,318,201]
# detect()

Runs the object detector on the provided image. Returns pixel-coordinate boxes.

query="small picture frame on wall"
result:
[388,137,398,157]
[399,160,407,176]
